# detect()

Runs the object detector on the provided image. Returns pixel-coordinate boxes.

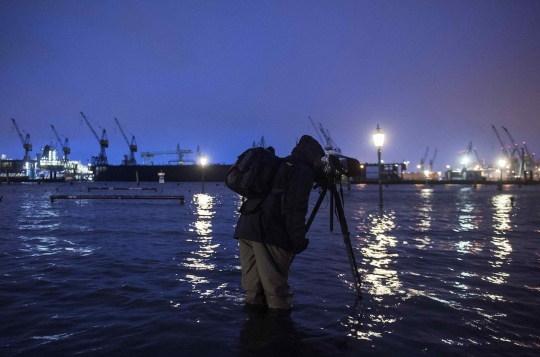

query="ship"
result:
[90,163,231,182]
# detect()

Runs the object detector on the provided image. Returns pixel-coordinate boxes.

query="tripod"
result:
[305,182,363,311]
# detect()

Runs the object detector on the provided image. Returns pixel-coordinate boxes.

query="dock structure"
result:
[50,195,184,204]
[87,187,158,192]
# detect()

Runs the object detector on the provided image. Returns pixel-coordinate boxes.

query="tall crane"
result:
[80,111,108,166]
[418,147,429,171]
[523,142,534,163]
[460,141,474,168]
[252,136,267,149]
[502,126,523,177]
[473,148,483,168]
[50,125,71,163]
[491,125,510,159]
[11,118,32,161]
[308,116,341,153]
[140,144,193,165]
[428,148,437,172]
[502,126,521,160]
[114,118,137,166]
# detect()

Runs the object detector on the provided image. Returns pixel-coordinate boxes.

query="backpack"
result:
[225,147,282,199]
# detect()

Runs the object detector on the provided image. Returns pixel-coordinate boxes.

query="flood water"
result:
[1,181,539,356]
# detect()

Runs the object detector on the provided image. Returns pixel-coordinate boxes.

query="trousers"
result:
[239,239,294,309]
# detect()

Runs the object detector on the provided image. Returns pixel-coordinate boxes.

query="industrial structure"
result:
[114,118,137,166]
[50,125,70,164]
[10,118,32,161]
[80,111,108,166]
[418,147,429,171]
[140,144,193,165]
[309,116,341,154]
[2,115,538,183]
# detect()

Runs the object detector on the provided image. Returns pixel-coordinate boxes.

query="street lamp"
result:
[200,156,207,193]
[373,124,385,209]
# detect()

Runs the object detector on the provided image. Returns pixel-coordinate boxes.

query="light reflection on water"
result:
[2,183,539,355]
[455,187,482,254]
[418,188,433,231]
[180,194,219,299]
[455,187,478,232]
[352,211,404,340]
[16,189,95,256]
[483,194,513,285]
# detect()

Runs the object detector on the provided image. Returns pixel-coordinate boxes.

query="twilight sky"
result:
[1,0,539,172]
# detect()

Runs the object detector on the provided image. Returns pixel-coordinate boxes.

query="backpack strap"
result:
[272,188,286,215]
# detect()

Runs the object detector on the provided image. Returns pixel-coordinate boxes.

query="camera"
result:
[318,153,361,186]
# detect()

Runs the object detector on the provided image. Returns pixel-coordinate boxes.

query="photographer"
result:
[234,135,325,310]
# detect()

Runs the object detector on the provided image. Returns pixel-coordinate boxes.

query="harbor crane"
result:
[502,126,524,177]
[50,125,70,163]
[252,136,267,149]
[491,125,510,159]
[523,142,534,163]
[418,147,429,171]
[140,144,193,165]
[80,111,108,166]
[502,126,521,161]
[114,118,137,166]
[473,148,483,168]
[428,148,437,172]
[459,142,474,168]
[309,116,341,153]
[10,118,32,161]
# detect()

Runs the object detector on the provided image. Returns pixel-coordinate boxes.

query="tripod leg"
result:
[330,185,363,305]
[306,187,327,232]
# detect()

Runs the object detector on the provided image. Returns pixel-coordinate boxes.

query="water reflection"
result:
[454,187,483,254]
[455,187,478,232]
[361,212,401,300]
[418,188,433,231]
[352,211,403,340]
[17,191,95,256]
[483,194,513,285]
[179,194,220,300]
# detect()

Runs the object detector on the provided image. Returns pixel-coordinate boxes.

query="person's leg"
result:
[239,239,266,305]
[252,242,294,309]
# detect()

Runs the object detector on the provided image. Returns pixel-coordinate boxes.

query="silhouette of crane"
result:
[140,144,193,165]
[50,125,70,163]
[309,117,341,153]
[80,112,108,166]
[114,118,137,166]
[429,148,437,171]
[418,147,429,171]
[252,136,267,149]
[491,125,510,159]
[10,118,32,161]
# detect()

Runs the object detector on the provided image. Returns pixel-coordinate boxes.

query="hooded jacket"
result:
[233,135,325,253]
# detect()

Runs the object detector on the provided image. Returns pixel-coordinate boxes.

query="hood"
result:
[291,135,325,167]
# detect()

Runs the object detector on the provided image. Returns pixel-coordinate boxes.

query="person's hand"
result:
[293,238,309,254]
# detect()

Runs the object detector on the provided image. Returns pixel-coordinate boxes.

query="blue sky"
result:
[1,0,539,171]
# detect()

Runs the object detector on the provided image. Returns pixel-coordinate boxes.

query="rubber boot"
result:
[266,294,293,310]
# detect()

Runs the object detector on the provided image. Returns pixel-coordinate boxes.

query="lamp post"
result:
[373,124,385,209]
[498,158,505,192]
[200,156,207,193]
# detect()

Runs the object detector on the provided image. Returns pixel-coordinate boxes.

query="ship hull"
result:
[91,164,231,182]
